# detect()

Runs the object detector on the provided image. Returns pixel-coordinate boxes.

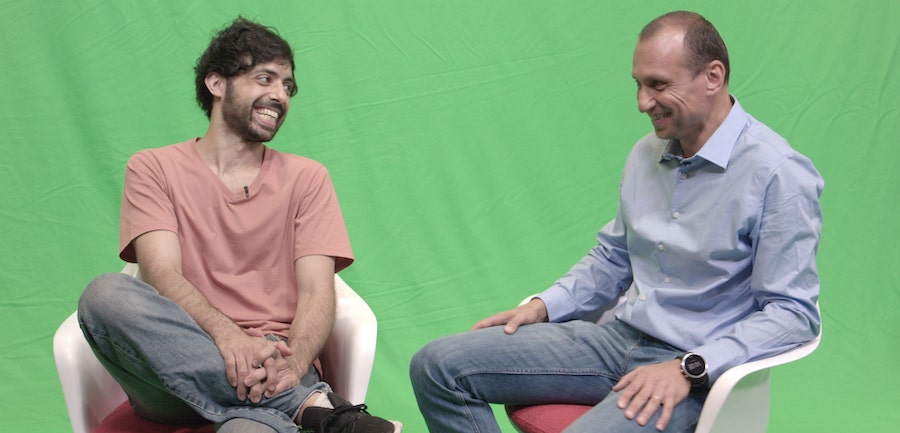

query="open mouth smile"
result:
[650,111,672,126]
[254,105,283,128]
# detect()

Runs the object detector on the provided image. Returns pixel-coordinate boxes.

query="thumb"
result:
[274,340,292,357]
[503,316,523,334]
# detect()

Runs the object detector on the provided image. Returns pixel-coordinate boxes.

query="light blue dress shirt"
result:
[539,98,823,382]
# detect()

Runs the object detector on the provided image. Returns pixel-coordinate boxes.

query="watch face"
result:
[684,354,705,376]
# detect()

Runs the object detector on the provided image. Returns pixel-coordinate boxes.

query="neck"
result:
[197,119,265,175]
[196,133,264,178]
[680,92,732,157]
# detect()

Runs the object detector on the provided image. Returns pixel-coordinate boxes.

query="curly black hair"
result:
[194,17,297,119]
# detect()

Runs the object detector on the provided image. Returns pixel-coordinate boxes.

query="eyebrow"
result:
[633,73,668,84]
[255,67,295,85]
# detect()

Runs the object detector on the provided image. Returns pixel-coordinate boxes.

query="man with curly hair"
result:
[78,17,401,433]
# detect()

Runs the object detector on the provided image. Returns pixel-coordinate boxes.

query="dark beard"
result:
[222,85,281,143]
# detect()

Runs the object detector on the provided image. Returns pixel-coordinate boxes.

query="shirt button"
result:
[664,276,671,283]
[680,172,688,180]
[639,294,648,301]
[657,243,666,251]
[672,211,680,219]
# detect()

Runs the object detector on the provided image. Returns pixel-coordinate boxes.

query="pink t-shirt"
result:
[119,139,353,338]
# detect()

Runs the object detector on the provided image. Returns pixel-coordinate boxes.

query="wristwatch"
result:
[678,352,708,387]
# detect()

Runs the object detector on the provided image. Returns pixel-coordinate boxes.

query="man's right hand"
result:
[471,297,549,334]
[243,333,303,402]
[216,330,291,402]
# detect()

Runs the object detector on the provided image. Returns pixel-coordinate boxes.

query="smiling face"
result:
[632,29,714,152]
[219,59,295,143]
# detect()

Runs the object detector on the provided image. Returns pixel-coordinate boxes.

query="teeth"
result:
[257,108,279,121]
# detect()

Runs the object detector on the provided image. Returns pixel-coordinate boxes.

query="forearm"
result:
[695,299,819,383]
[541,227,633,322]
[143,266,244,342]
[134,230,244,342]
[287,292,335,369]
[287,255,337,369]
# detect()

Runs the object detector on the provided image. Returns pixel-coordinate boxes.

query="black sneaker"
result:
[298,392,402,433]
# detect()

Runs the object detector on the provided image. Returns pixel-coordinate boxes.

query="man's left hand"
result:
[612,359,691,431]
[242,336,302,402]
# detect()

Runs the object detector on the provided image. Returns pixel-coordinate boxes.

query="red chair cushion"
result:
[94,402,215,433]
[506,404,593,433]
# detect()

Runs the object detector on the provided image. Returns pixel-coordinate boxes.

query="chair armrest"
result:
[696,301,822,433]
[53,311,127,433]
[696,331,822,432]
[713,332,822,394]
[319,274,378,405]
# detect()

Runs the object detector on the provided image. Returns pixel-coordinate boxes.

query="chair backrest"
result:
[54,311,127,433]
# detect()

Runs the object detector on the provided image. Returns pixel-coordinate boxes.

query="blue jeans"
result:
[78,272,330,433]
[409,320,706,433]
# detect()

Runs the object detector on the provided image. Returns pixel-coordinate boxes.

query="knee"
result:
[78,272,145,324]
[216,418,278,433]
[409,336,465,390]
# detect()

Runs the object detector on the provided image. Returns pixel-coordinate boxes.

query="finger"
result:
[619,384,651,420]
[251,344,279,369]
[247,380,266,403]
[263,359,280,387]
[655,399,674,431]
[613,371,634,393]
[235,356,256,401]
[224,354,238,388]
[243,364,268,387]
[274,340,292,357]
[614,376,639,409]
[471,312,510,331]
[265,370,298,398]
[503,315,523,334]
[635,394,663,426]
[244,364,270,402]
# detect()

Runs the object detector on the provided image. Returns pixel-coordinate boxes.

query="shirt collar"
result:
[659,96,749,170]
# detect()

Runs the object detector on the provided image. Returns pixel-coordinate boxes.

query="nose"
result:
[272,85,289,104]
[266,86,289,114]
[637,86,655,113]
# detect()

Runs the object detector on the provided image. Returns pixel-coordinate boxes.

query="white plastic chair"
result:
[54,263,378,433]
[506,296,822,433]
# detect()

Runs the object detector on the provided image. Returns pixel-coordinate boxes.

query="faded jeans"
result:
[409,320,706,433]
[78,272,329,433]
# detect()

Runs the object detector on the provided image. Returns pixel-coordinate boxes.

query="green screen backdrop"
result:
[2,1,897,431]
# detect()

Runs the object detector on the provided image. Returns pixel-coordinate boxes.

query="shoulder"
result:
[127,140,195,169]
[741,116,792,158]
[267,148,330,179]
[739,116,818,176]
[734,116,823,195]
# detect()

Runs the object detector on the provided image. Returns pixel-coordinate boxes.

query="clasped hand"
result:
[217,330,302,402]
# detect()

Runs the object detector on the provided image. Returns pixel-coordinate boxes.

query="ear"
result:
[205,73,226,98]
[705,60,726,93]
